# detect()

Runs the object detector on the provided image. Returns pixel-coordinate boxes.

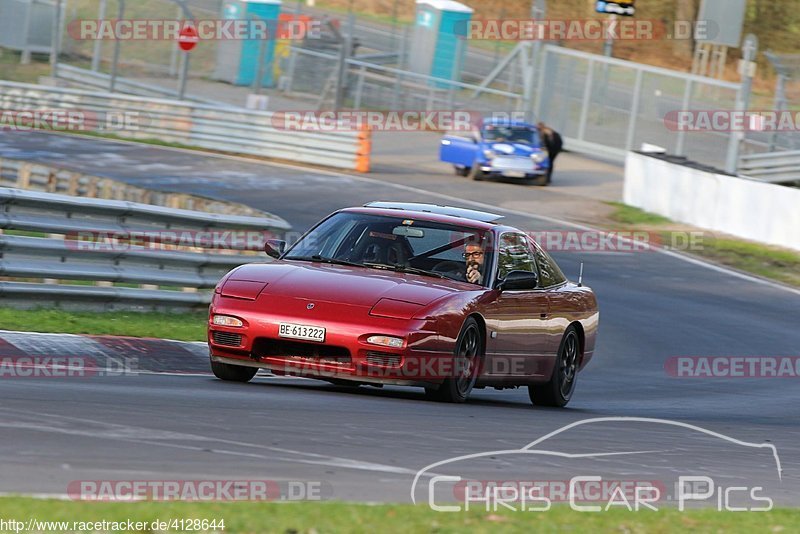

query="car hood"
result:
[225,261,473,307]
[483,142,541,156]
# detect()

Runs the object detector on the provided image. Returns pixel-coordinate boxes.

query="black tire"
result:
[529,325,580,407]
[425,317,483,403]
[468,164,485,181]
[529,174,548,186]
[326,378,361,388]
[210,356,258,383]
[454,165,470,177]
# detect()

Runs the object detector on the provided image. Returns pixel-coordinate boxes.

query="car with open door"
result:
[439,118,550,184]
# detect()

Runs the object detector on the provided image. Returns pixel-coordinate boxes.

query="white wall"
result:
[624,152,800,252]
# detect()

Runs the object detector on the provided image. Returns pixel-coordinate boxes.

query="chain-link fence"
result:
[535,45,742,170]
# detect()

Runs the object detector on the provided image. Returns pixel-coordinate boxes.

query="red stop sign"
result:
[178,25,199,51]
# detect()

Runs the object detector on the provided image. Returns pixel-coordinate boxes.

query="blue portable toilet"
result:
[213,0,282,87]
[408,0,473,84]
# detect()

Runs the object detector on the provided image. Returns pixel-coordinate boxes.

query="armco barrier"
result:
[0,81,370,171]
[0,187,291,311]
[624,151,800,252]
[739,150,800,185]
[0,156,265,217]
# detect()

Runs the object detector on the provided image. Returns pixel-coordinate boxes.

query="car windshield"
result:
[482,125,539,145]
[283,212,493,286]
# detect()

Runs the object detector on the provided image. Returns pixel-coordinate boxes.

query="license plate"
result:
[279,323,326,342]
[503,170,526,178]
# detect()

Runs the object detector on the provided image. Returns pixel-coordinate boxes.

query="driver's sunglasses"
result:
[463,251,484,259]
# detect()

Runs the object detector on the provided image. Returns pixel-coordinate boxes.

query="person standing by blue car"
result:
[537,122,563,185]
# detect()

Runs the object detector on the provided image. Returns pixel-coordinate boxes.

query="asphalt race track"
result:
[0,131,798,507]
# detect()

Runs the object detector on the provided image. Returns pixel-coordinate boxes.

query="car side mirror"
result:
[264,239,286,259]
[496,270,539,291]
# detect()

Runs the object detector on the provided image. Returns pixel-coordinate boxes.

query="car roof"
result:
[361,202,504,224]
[482,117,536,128]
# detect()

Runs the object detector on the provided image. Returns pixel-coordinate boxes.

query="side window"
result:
[496,233,536,280]
[531,241,567,288]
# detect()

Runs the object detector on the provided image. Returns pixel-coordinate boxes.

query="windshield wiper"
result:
[287,255,364,268]
[363,263,449,280]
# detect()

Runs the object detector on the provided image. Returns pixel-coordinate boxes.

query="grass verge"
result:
[0,498,796,533]
[0,308,207,341]
[0,50,50,84]
[605,202,800,288]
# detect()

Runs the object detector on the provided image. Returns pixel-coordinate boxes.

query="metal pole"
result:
[533,46,548,120]
[169,6,181,76]
[603,14,617,57]
[334,34,351,110]
[391,0,398,48]
[725,34,757,174]
[109,0,125,92]
[91,0,107,71]
[577,59,595,141]
[253,32,267,95]
[527,0,545,121]
[21,1,33,64]
[625,69,643,151]
[675,78,693,156]
[50,0,63,77]
[768,74,787,152]
[171,1,194,99]
[178,50,190,100]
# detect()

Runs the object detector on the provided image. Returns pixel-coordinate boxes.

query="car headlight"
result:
[212,315,244,327]
[366,335,404,348]
[483,149,497,160]
[531,151,547,163]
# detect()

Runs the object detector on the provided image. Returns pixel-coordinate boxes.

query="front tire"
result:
[210,356,258,383]
[529,326,580,407]
[425,317,483,403]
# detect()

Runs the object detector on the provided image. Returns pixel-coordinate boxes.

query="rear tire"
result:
[454,165,470,177]
[210,356,258,383]
[425,318,483,403]
[528,325,580,407]
[468,164,485,181]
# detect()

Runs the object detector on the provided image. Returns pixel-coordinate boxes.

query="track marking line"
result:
[0,409,422,477]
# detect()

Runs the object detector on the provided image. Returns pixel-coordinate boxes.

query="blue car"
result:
[439,118,550,184]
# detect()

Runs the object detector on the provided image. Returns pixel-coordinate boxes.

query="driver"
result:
[464,240,486,285]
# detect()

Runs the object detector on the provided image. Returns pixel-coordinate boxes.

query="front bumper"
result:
[208,298,454,386]
[480,156,547,177]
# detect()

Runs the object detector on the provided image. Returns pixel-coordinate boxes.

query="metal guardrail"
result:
[0,80,370,172]
[0,156,266,217]
[57,64,238,108]
[738,151,800,184]
[0,187,290,311]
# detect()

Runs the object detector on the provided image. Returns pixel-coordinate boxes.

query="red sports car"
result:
[208,202,598,405]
